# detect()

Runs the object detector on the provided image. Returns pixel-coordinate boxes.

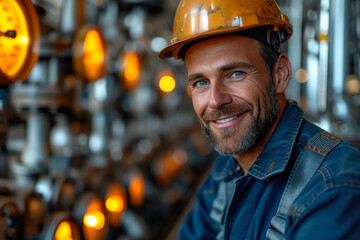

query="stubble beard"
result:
[200,81,279,156]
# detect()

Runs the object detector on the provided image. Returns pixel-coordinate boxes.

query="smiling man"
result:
[185,35,286,173]
[159,0,360,239]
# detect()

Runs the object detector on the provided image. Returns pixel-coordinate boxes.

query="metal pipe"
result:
[286,0,303,103]
[21,110,49,168]
[330,0,349,96]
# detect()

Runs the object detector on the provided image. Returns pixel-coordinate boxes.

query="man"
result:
[159,0,360,239]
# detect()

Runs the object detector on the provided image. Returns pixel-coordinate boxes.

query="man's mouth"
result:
[210,112,247,129]
[215,115,239,124]
[203,104,252,128]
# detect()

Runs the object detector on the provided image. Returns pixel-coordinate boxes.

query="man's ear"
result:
[273,53,291,94]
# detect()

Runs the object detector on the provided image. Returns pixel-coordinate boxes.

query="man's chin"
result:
[202,126,251,155]
[211,137,244,156]
[214,146,237,156]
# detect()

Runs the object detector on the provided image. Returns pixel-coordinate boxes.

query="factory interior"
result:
[0,0,359,239]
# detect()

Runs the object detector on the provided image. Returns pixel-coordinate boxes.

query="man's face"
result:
[184,35,279,155]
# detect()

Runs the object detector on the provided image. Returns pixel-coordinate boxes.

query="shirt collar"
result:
[213,101,304,181]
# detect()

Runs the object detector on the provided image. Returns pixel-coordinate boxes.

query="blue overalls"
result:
[178,101,360,240]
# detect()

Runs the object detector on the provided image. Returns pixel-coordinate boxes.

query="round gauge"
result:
[42,212,81,240]
[0,0,41,83]
[73,26,108,82]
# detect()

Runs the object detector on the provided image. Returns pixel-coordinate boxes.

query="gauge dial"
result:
[73,26,108,82]
[0,0,41,83]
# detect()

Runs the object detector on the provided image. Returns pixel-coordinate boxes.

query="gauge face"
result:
[73,26,108,82]
[0,0,41,83]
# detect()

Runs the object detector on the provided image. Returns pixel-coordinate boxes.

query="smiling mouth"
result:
[203,104,251,127]
[215,115,239,124]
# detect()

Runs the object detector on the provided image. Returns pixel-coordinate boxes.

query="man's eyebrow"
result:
[218,62,253,72]
[187,73,206,83]
[187,62,253,82]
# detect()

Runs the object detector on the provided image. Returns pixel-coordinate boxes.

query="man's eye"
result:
[231,71,244,78]
[195,80,208,87]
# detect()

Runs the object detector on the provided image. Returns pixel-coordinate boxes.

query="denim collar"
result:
[213,101,304,181]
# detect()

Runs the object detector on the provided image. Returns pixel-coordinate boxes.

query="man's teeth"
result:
[215,115,238,124]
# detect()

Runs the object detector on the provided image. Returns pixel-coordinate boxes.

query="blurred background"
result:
[0,0,359,239]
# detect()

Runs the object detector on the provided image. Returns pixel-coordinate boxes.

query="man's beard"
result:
[200,81,279,156]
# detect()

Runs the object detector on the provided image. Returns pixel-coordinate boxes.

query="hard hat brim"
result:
[159,23,292,60]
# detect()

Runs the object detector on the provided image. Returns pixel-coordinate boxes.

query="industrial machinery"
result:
[0,0,215,239]
[0,0,359,239]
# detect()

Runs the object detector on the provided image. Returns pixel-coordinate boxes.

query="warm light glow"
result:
[156,148,189,184]
[346,74,360,95]
[129,173,145,206]
[83,211,105,230]
[80,197,108,240]
[73,27,107,82]
[83,29,105,80]
[105,183,127,227]
[120,51,141,91]
[106,196,124,213]
[124,65,139,82]
[295,68,308,83]
[318,33,329,42]
[159,75,176,93]
[0,0,29,77]
[18,36,29,44]
[27,196,46,229]
[55,221,73,240]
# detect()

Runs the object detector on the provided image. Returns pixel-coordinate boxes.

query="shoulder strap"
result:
[266,132,341,240]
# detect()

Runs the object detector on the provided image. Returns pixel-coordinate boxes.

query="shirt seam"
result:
[288,181,360,218]
[250,117,303,179]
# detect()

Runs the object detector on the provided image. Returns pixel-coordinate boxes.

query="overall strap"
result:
[266,132,341,240]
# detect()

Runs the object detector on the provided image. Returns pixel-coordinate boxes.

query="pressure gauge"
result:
[73,26,108,82]
[0,0,41,83]
[42,212,81,240]
[73,193,109,240]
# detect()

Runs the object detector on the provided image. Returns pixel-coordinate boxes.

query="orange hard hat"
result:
[159,0,293,59]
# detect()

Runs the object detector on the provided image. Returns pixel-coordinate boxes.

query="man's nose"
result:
[208,81,232,109]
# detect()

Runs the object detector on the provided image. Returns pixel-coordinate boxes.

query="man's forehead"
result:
[184,35,262,69]
[184,35,261,60]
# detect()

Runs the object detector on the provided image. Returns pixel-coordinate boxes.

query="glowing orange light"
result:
[156,148,189,185]
[83,30,105,81]
[159,75,176,93]
[83,211,105,230]
[0,2,27,77]
[0,0,40,82]
[120,51,141,91]
[73,26,107,82]
[124,64,139,82]
[105,183,127,227]
[106,196,124,213]
[80,197,108,240]
[55,221,73,240]
[129,173,145,206]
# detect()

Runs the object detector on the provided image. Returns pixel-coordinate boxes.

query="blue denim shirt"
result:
[179,102,360,240]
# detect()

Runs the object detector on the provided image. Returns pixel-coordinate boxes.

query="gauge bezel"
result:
[0,0,41,83]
